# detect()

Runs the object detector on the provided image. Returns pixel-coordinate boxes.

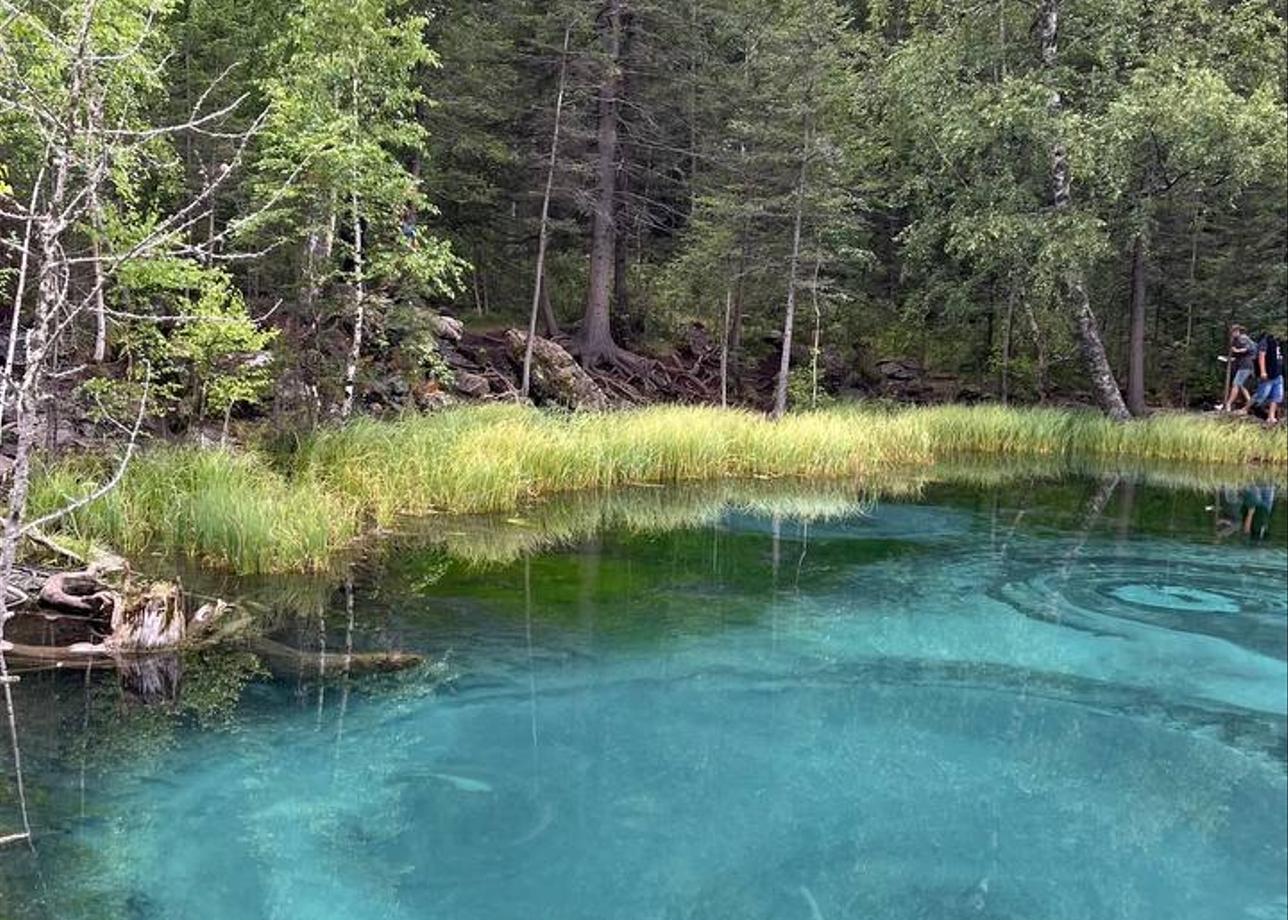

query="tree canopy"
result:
[1,0,1284,425]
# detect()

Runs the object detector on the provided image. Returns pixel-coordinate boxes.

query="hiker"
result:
[1242,484,1277,540]
[1213,486,1242,538]
[1225,324,1257,412]
[1251,330,1283,425]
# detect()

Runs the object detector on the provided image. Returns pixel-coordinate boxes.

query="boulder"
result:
[413,380,455,411]
[429,313,464,343]
[875,357,922,382]
[453,370,491,399]
[505,330,608,412]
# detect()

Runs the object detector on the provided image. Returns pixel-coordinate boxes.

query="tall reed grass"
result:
[29,448,358,573]
[28,404,1285,572]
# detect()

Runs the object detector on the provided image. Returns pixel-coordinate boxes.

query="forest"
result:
[3,0,1286,422]
[0,0,1285,575]
[1,3,1288,909]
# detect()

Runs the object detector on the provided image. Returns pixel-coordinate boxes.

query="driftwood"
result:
[39,571,122,617]
[104,580,184,651]
[248,637,423,678]
[2,634,423,679]
[1,640,118,669]
[8,566,424,684]
[4,584,30,609]
[4,587,235,668]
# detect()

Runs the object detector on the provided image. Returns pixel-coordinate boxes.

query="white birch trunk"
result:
[340,190,365,420]
[720,289,731,408]
[523,24,572,398]
[772,128,810,420]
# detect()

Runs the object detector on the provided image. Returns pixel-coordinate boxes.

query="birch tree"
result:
[1036,0,1130,421]
[522,23,573,398]
[255,0,460,418]
[0,0,289,841]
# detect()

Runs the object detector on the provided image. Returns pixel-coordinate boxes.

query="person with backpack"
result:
[1226,324,1258,412]
[1251,330,1283,425]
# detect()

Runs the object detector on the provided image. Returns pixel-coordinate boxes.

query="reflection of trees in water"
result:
[371,456,1284,570]
[2,461,1283,917]
[407,479,892,568]
[0,646,262,919]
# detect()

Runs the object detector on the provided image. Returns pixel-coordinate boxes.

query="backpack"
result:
[1262,335,1283,378]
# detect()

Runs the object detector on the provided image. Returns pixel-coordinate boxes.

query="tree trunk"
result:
[578,0,625,367]
[340,190,365,419]
[613,176,630,338]
[472,257,485,315]
[1023,302,1049,401]
[1181,210,1202,406]
[539,273,560,337]
[89,193,108,363]
[1126,230,1148,416]
[810,257,822,409]
[614,7,636,341]
[523,23,572,397]
[772,127,810,420]
[1038,0,1130,421]
[1000,286,1014,405]
[729,234,747,389]
[720,288,731,407]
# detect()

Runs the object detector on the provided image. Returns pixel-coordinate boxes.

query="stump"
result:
[106,581,185,651]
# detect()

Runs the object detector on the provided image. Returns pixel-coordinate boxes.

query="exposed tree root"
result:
[436,322,730,408]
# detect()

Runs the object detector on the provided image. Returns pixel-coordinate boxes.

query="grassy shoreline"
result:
[29,404,1287,573]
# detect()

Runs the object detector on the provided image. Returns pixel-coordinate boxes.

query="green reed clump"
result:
[289,403,936,517]
[909,404,1286,465]
[28,447,358,573]
[27,403,1284,573]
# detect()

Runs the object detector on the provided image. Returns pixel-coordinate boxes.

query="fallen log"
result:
[1,635,423,679]
[1,640,119,669]
[248,637,424,678]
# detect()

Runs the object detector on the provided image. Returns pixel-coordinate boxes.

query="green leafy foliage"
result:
[83,262,277,424]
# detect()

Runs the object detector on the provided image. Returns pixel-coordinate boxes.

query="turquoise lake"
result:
[1,473,1285,919]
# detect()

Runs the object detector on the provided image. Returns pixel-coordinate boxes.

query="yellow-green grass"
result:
[290,403,936,521]
[27,404,1285,573]
[908,404,1286,465]
[29,448,358,574]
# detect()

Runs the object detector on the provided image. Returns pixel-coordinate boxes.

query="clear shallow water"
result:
[1,475,1285,920]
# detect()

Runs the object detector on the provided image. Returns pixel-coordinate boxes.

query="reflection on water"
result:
[0,470,1285,920]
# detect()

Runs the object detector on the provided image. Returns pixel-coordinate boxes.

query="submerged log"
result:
[2,634,423,679]
[1,640,118,669]
[248,637,424,679]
